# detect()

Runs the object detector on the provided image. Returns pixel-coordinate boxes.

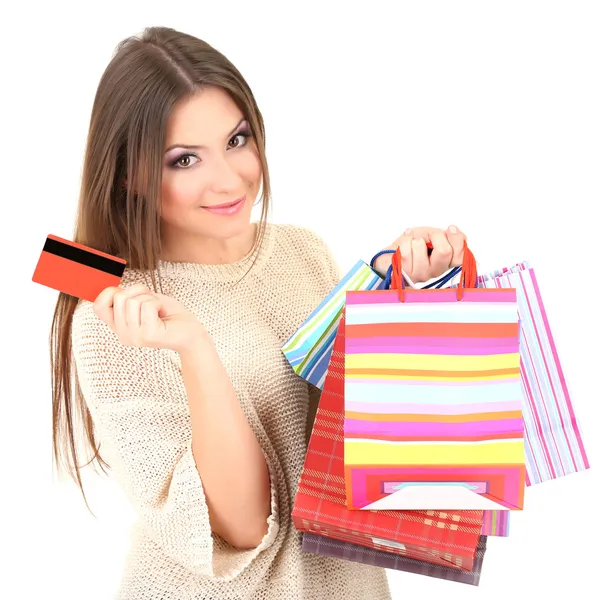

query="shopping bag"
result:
[283,251,589,490]
[302,533,488,586]
[481,510,510,537]
[476,261,590,485]
[292,309,485,572]
[343,243,526,511]
[282,259,386,389]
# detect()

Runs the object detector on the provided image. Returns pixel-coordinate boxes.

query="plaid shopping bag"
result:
[343,244,526,511]
[292,310,484,572]
[302,532,488,586]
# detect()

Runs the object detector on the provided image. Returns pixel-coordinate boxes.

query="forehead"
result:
[165,87,243,145]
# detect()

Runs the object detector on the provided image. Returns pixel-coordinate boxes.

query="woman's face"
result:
[160,86,262,253]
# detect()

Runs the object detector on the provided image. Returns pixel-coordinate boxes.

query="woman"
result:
[51,26,468,600]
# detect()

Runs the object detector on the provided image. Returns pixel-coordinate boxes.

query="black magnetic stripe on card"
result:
[42,237,126,277]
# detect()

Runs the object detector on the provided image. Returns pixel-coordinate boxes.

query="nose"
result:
[209,153,243,193]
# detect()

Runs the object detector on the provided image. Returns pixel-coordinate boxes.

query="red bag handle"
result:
[391,240,477,302]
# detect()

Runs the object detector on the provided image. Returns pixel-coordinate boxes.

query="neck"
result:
[159,222,258,265]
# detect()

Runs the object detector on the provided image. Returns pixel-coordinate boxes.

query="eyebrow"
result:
[164,118,247,153]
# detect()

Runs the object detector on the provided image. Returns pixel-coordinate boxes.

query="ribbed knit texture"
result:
[71,222,392,600]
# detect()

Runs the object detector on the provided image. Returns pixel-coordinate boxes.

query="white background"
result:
[2,1,599,598]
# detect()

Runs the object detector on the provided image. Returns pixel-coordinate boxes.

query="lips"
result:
[201,195,246,216]
[204,196,245,209]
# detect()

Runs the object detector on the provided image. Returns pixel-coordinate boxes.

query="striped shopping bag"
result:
[292,309,485,572]
[477,261,590,485]
[282,260,386,389]
[284,254,588,514]
[343,243,527,511]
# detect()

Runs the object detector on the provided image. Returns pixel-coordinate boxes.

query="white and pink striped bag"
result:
[476,261,589,485]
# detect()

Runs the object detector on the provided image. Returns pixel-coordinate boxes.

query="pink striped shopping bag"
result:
[343,244,527,511]
[477,261,589,485]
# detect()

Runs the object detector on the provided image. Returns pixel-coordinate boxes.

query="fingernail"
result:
[404,228,412,235]
[448,225,458,233]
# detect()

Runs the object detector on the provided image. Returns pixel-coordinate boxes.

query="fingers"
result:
[393,225,469,283]
[140,297,162,328]
[139,297,165,343]
[411,238,429,281]
[397,228,414,274]
[115,293,159,346]
[123,293,157,331]
[93,286,119,330]
[113,285,150,330]
[429,230,454,275]
[93,284,158,345]
[446,224,467,267]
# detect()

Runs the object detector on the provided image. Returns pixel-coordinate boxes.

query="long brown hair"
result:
[50,26,272,514]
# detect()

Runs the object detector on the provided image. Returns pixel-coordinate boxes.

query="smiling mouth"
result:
[202,195,245,209]
[200,195,247,215]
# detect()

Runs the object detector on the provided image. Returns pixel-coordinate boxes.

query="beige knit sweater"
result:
[71,223,392,600]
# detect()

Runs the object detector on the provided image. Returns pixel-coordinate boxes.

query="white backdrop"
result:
[2,1,599,598]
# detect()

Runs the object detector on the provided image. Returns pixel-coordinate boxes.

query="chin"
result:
[198,212,254,240]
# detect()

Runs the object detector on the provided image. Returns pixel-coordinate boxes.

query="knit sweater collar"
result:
[154,221,275,284]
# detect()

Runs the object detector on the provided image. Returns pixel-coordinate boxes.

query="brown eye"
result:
[229,131,252,149]
[171,153,199,169]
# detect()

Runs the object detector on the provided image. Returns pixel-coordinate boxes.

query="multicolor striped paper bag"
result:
[282,260,385,389]
[481,510,509,537]
[284,255,587,494]
[292,310,485,572]
[302,533,488,586]
[476,261,590,485]
[344,246,527,511]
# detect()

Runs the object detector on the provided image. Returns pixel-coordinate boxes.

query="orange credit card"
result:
[32,234,127,302]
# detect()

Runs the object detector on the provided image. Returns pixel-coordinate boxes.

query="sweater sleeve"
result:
[71,301,280,582]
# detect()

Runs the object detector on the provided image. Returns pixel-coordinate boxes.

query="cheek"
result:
[239,147,262,183]
[161,174,204,216]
